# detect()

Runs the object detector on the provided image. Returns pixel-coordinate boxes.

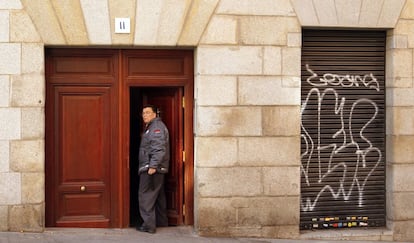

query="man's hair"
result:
[142,104,158,114]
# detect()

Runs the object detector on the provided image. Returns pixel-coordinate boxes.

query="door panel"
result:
[46,49,119,227]
[46,48,194,228]
[54,86,112,227]
[141,88,184,225]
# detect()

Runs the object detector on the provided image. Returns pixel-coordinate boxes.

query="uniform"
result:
[138,117,170,232]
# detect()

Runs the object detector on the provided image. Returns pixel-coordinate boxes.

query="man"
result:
[137,104,170,234]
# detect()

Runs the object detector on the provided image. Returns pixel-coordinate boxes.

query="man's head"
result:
[142,104,157,124]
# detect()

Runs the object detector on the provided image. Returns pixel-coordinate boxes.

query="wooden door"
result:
[122,49,194,227]
[45,49,120,227]
[46,48,194,228]
[143,88,184,225]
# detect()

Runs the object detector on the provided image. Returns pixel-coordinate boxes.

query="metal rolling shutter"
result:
[300,29,386,230]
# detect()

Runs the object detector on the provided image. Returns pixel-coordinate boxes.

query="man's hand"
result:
[148,168,157,175]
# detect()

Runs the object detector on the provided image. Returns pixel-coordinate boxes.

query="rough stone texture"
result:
[287,32,301,47]
[238,137,300,166]
[195,137,237,167]
[263,46,282,75]
[292,0,404,28]
[387,35,408,50]
[0,0,413,240]
[22,44,44,74]
[393,220,414,241]
[216,0,295,16]
[11,74,44,107]
[198,197,299,238]
[282,47,301,76]
[134,0,191,46]
[336,0,361,26]
[237,197,299,226]
[196,106,262,136]
[0,0,22,9]
[263,106,300,136]
[313,0,337,26]
[386,49,413,83]
[197,46,262,75]
[0,172,21,204]
[290,0,318,26]
[282,76,301,88]
[392,107,414,135]
[197,198,236,227]
[80,0,111,44]
[9,204,43,232]
[21,108,44,139]
[392,192,414,220]
[0,140,9,172]
[10,140,44,172]
[0,44,20,74]
[239,76,300,105]
[240,17,299,45]
[387,135,414,163]
[0,75,9,107]
[0,108,20,140]
[261,225,300,239]
[377,0,405,27]
[134,0,163,45]
[263,167,300,196]
[156,0,191,45]
[392,164,414,191]
[0,10,9,42]
[196,75,237,106]
[51,0,88,45]
[22,172,44,204]
[0,206,7,231]
[21,0,65,44]
[359,0,384,27]
[394,19,414,48]
[197,167,262,197]
[200,16,237,45]
[178,0,219,45]
[301,228,393,241]
[387,87,414,107]
[10,10,41,43]
[401,0,414,19]
[109,0,136,45]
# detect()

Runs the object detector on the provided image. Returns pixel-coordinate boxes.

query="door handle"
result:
[80,186,86,192]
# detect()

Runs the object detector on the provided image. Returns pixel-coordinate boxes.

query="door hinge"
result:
[182,96,185,109]
[183,204,186,216]
[182,151,185,163]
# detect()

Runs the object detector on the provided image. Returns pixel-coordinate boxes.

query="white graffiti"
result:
[301,66,382,212]
[306,64,380,91]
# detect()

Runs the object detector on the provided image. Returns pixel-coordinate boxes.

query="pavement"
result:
[0,226,412,243]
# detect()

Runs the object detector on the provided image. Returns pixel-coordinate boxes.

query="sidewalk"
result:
[0,226,412,243]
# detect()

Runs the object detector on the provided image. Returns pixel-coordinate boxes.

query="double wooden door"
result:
[45,49,194,227]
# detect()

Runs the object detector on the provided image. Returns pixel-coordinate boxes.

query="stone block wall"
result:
[386,2,414,240]
[0,0,44,232]
[0,0,412,241]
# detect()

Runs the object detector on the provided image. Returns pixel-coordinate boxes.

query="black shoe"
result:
[137,226,156,234]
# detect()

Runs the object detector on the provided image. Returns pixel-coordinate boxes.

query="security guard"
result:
[137,104,170,234]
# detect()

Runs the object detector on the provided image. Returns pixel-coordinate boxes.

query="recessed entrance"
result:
[45,49,194,228]
[129,87,185,226]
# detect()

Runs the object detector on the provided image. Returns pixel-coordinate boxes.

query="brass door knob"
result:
[80,186,86,192]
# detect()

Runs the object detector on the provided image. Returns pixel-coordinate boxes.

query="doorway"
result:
[45,48,194,227]
[129,87,184,226]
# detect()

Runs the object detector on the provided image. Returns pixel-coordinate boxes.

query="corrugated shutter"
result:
[300,29,386,230]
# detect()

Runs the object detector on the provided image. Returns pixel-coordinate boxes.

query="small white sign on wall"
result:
[115,18,130,33]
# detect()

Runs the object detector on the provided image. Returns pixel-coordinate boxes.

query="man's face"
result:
[142,107,156,124]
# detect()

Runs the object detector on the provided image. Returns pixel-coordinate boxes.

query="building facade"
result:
[0,0,413,241]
